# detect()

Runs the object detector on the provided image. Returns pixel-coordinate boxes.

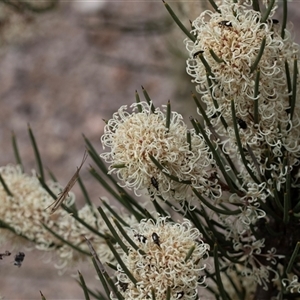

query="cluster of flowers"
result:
[99,0,300,299]
[1,0,300,299]
[0,164,114,273]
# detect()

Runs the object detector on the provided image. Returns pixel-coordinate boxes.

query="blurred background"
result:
[0,0,299,298]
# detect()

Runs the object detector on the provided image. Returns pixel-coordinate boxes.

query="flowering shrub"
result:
[1,0,300,299]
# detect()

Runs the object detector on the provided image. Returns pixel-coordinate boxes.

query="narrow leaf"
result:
[11,131,23,172]
[78,271,91,300]
[250,37,266,73]
[28,124,44,181]
[142,86,155,113]
[286,242,300,273]
[163,0,196,42]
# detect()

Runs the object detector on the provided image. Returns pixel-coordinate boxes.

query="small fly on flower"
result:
[119,282,128,292]
[152,232,160,247]
[218,20,232,27]
[151,177,159,191]
[45,151,88,214]
[14,252,25,267]
[134,233,147,243]
[237,118,247,129]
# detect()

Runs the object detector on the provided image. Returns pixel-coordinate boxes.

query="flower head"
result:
[0,165,116,274]
[101,102,216,202]
[187,1,294,112]
[112,216,209,300]
[186,1,300,187]
[0,164,72,248]
[186,2,297,116]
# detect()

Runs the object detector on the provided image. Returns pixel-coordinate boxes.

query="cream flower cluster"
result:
[101,101,217,202]
[0,164,70,249]
[112,216,209,300]
[185,0,300,186]
[186,1,296,116]
[0,164,113,273]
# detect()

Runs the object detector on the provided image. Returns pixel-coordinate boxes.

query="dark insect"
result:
[134,233,147,243]
[193,50,204,59]
[237,118,247,129]
[176,292,184,299]
[14,252,25,267]
[211,112,219,118]
[151,177,159,191]
[152,232,160,247]
[218,20,232,27]
[0,250,11,259]
[272,19,279,24]
[119,281,128,292]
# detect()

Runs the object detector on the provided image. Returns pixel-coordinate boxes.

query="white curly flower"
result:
[0,165,118,274]
[282,275,300,293]
[0,164,73,249]
[101,102,216,202]
[112,216,209,300]
[185,2,297,115]
[186,1,300,188]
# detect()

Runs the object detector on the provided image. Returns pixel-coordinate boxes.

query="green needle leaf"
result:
[166,286,171,300]
[250,37,266,73]
[187,130,192,151]
[281,0,288,39]
[184,245,195,262]
[209,49,225,64]
[85,237,123,300]
[207,0,221,13]
[151,289,157,300]
[112,217,145,255]
[135,90,143,113]
[40,291,46,300]
[261,0,276,23]
[252,0,260,11]
[163,0,196,42]
[78,271,91,300]
[142,86,156,113]
[28,124,44,181]
[0,173,13,197]
[290,56,298,121]
[214,243,229,300]
[192,188,241,215]
[166,100,171,131]
[106,238,137,285]
[199,53,213,77]
[253,69,260,124]
[11,131,23,172]
[97,205,129,255]
[286,242,300,273]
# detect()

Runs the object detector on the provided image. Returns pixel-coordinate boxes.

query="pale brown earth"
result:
[0,1,299,299]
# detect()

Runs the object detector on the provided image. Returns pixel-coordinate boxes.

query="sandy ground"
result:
[0,1,300,299]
